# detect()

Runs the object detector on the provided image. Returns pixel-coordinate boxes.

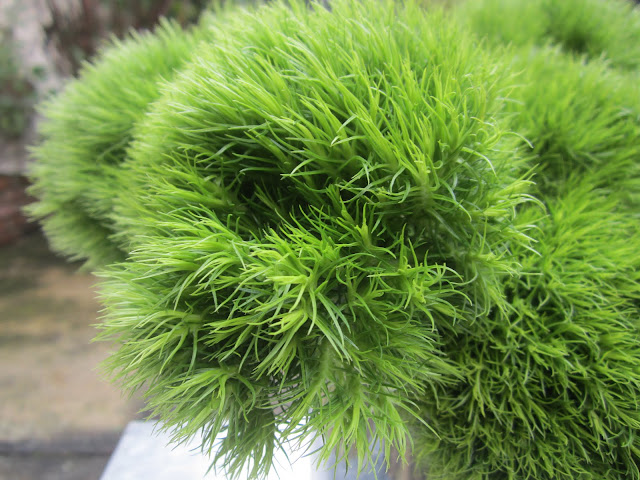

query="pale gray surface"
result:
[100,422,314,480]
[101,421,391,480]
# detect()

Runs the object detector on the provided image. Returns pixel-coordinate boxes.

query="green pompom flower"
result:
[98,0,532,476]
[412,174,640,479]
[510,47,640,199]
[28,20,205,268]
[455,0,640,202]
[458,0,640,71]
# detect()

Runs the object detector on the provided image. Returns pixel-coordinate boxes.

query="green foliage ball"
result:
[455,0,640,205]
[28,20,204,268]
[509,47,640,199]
[412,174,640,479]
[459,0,640,71]
[99,0,533,476]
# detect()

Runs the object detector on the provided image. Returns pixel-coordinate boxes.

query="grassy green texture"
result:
[456,0,640,203]
[99,0,534,476]
[507,47,640,200]
[27,0,640,479]
[458,0,640,71]
[412,175,640,479]
[27,20,204,268]
[412,0,640,478]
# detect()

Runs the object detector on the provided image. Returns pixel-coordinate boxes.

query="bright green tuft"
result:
[98,0,533,476]
[27,20,205,268]
[508,47,640,199]
[458,0,640,71]
[412,175,640,479]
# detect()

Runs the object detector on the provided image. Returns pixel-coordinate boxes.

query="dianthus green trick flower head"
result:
[27,20,205,268]
[505,46,640,199]
[96,0,534,476]
[454,0,640,202]
[411,174,640,480]
[457,0,640,72]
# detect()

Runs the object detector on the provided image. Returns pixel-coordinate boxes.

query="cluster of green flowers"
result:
[28,0,640,478]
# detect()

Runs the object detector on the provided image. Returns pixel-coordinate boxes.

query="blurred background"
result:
[0,1,209,479]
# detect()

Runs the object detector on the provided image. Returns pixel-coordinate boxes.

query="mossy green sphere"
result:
[455,0,640,206]
[510,47,640,199]
[28,20,205,268]
[99,0,532,476]
[412,175,640,479]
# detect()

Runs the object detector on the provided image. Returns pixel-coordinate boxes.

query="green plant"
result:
[508,47,640,199]
[458,0,640,71]
[28,20,206,268]
[27,0,640,479]
[412,175,640,479]
[454,0,640,203]
[99,0,532,475]
[409,1,640,477]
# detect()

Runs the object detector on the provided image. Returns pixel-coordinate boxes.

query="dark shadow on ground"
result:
[0,231,144,480]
